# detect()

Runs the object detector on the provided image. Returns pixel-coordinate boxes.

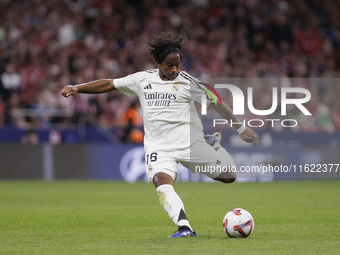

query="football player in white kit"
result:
[61,32,259,238]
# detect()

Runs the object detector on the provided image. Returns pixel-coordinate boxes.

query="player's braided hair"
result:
[148,32,183,64]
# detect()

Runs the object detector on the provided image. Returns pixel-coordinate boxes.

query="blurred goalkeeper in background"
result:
[61,32,259,238]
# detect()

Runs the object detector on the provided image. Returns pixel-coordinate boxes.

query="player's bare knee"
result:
[153,172,173,188]
[219,176,236,184]
[214,171,237,184]
[226,175,237,183]
[228,171,237,183]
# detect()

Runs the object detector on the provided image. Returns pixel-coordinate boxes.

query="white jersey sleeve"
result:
[180,71,216,106]
[113,74,138,96]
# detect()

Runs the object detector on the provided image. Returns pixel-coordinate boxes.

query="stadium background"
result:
[0,0,339,181]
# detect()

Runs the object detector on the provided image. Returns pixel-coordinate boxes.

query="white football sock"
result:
[212,141,227,157]
[212,141,236,175]
[156,184,193,231]
[211,140,232,159]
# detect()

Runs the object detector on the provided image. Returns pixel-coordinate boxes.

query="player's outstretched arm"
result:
[210,102,260,145]
[61,79,116,98]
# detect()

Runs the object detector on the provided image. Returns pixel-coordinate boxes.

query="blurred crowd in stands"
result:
[1,0,340,143]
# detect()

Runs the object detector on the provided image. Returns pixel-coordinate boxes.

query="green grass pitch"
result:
[0,180,339,255]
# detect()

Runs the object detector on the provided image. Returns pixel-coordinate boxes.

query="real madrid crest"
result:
[148,164,153,172]
[172,83,179,91]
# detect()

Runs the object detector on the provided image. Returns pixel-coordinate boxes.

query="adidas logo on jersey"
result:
[144,83,152,89]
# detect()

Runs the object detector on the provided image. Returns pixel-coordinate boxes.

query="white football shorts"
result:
[145,139,236,182]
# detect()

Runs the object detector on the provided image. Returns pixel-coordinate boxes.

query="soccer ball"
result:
[222,208,254,238]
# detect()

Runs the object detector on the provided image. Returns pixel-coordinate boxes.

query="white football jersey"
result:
[113,69,214,152]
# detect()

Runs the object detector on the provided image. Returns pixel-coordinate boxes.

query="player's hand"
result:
[240,127,260,145]
[61,85,78,98]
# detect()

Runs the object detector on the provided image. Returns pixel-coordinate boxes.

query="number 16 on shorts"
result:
[146,152,158,165]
